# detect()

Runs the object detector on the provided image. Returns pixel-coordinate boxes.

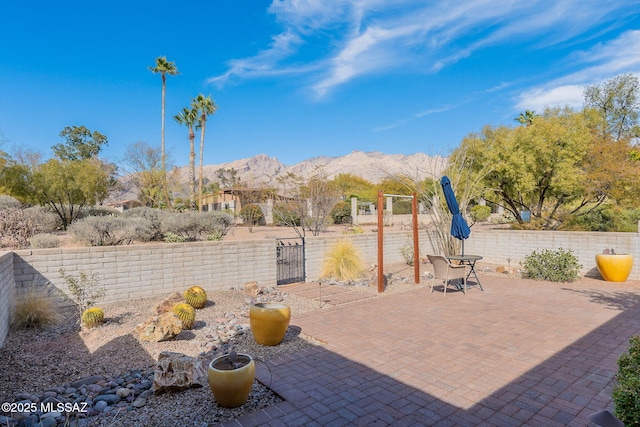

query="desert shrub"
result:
[161,211,232,241]
[121,207,168,240]
[564,206,640,232]
[399,240,414,265]
[59,268,105,316]
[321,240,365,281]
[0,208,35,249]
[85,206,120,217]
[30,233,60,249]
[521,248,581,282]
[273,202,301,226]
[330,201,352,224]
[239,204,264,225]
[470,205,491,223]
[392,200,412,215]
[207,231,224,241]
[164,232,187,243]
[0,195,22,210]
[12,288,57,329]
[70,216,154,245]
[24,206,61,232]
[342,225,363,234]
[613,335,640,425]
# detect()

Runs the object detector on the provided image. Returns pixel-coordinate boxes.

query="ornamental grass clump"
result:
[521,248,581,282]
[613,335,640,425]
[321,240,365,281]
[12,287,57,329]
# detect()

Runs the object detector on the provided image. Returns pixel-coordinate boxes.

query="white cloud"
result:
[515,30,640,111]
[210,0,640,99]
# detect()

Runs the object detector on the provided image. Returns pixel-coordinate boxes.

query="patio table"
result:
[447,254,484,291]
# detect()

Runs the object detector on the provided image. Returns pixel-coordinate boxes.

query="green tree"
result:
[52,126,108,161]
[28,158,114,229]
[584,73,640,142]
[174,106,199,211]
[216,168,242,188]
[149,56,180,208]
[330,173,375,201]
[192,94,218,212]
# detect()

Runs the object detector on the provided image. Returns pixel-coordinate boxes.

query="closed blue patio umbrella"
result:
[440,176,470,255]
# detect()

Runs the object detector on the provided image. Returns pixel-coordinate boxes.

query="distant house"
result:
[200,187,275,223]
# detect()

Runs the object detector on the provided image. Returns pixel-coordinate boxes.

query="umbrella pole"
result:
[462,239,465,256]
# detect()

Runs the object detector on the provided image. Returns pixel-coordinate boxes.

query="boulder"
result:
[152,351,208,394]
[244,281,260,298]
[155,292,185,315]
[134,312,182,342]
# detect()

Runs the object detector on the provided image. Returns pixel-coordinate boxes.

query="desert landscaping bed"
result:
[0,262,428,426]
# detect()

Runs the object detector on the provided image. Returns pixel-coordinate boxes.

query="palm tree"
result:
[174,106,199,211]
[192,94,218,212]
[514,110,538,126]
[149,56,180,208]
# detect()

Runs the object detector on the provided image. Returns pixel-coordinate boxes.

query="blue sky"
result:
[1,1,640,168]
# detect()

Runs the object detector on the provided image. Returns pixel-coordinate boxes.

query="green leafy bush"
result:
[392,200,412,214]
[330,201,351,224]
[30,233,60,248]
[239,204,264,225]
[521,248,581,282]
[613,335,640,425]
[164,232,187,243]
[470,205,491,223]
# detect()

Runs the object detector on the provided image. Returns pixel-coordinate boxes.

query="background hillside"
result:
[111,151,448,201]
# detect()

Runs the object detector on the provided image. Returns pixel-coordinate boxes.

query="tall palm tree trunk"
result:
[161,74,172,209]
[198,122,206,212]
[189,128,196,211]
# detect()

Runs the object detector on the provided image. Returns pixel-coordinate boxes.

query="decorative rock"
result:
[116,387,130,398]
[155,292,185,314]
[134,312,183,342]
[70,375,104,389]
[94,394,121,405]
[152,351,208,394]
[244,281,260,298]
[94,400,108,412]
[131,397,146,408]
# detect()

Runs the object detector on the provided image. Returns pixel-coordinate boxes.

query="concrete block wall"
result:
[305,230,436,281]
[465,230,640,280]
[12,240,277,308]
[0,252,15,348]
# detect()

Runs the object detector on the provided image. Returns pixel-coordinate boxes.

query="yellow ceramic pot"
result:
[207,354,255,408]
[250,302,291,346]
[595,254,633,282]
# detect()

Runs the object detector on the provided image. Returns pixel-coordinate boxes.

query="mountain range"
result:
[111,151,448,201]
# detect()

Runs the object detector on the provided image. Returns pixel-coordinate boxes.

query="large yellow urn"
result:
[595,254,633,282]
[207,353,255,408]
[250,302,291,346]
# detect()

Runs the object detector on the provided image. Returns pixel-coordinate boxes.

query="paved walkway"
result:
[222,274,640,426]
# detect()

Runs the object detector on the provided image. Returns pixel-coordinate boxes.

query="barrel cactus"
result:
[81,307,105,328]
[171,303,196,330]
[184,286,207,309]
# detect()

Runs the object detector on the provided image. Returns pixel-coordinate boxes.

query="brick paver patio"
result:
[222,274,640,426]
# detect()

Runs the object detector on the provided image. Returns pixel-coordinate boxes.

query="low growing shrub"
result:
[521,248,581,282]
[12,287,57,329]
[164,232,187,243]
[399,240,414,265]
[0,195,22,210]
[59,268,105,316]
[613,335,640,425]
[160,211,232,241]
[321,240,365,281]
[122,207,168,240]
[70,216,155,245]
[239,204,264,226]
[330,201,352,224]
[30,233,60,249]
[470,205,491,223]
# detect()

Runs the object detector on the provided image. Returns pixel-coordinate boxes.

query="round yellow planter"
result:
[595,254,633,282]
[250,302,291,346]
[207,353,255,408]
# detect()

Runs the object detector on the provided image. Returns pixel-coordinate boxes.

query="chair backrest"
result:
[427,255,451,280]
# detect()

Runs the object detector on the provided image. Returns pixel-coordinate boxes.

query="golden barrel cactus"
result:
[184,286,207,309]
[171,303,196,329]
[81,307,105,328]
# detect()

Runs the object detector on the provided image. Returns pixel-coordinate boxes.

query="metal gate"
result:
[276,237,305,285]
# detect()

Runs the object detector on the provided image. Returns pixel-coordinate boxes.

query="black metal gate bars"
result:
[276,237,305,285]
